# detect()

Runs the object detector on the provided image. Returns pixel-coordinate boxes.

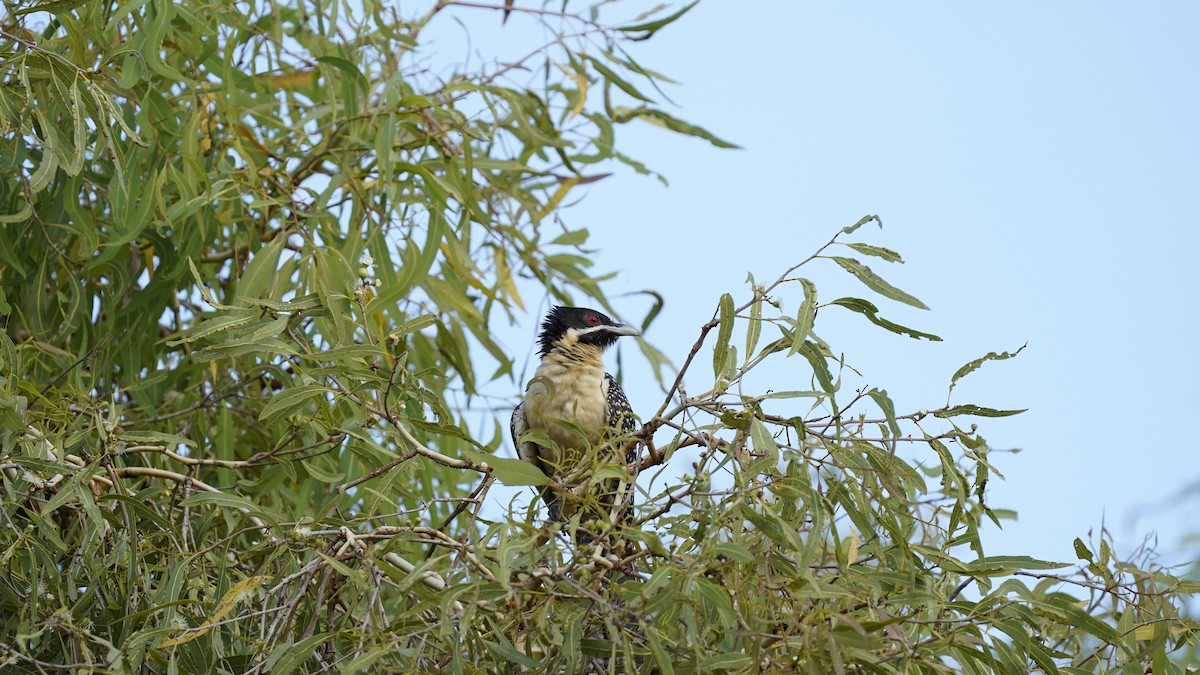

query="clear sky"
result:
[426,2,1200,568]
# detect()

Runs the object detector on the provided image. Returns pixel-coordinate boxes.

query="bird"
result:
[510,306,641,538]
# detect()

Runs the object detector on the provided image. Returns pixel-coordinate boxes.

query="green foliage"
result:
[1,1,1196,673]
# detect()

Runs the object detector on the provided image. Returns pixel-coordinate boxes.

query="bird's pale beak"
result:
[608,324,641,337]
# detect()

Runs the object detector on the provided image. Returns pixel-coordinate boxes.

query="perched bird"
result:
[511,306,641,533]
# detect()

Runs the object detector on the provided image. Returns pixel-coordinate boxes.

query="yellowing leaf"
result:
[258,69,316,90]
[493,246,524,311]
[846,533,861,564]
[1133,624,1161,641]
[553,61,588,119]
[158,575,270,648]
[534,177,580,222]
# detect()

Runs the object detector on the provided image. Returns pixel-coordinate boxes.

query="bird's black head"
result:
[537,306,640,357]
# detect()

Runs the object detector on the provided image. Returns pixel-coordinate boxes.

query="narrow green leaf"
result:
[1073,538,1094,562]
[949,344,1027,394]
[337,646,392,674]
[757,390,821,400]
[703,653,753,670]
[646,628,676,675]
[748,417,779,467]
[639,289,664,333]
[312,550,360,581]
[271,633,334,675]
[858,442,925,491]
[864,388,901,439]
[969,556,1070,572]
[719,344,738,381]
[244,294,323,312]
[481,640,543,669]
[934,405,1027,418]
[258,384,330,425]
[237,235,286,302]
[549,228,590,246]
[299,457,344,484]
[462,448,548,486]
[188,257,234,310]
[62,79,86,176]
[713,293,735,378]
[911,544,971,574]
[616,1,700,39]
[601,48,680,86]
[299,344,387,363]
[12,0,94,16]
[797,340,834,395]
[711,542,755,563]
[178,491,259,512]
[843,242,903,263]
[788,279,816,355]
[29,145,58,192]
[695,577,739,628]
[119,430,197,449]
[741,500,804,552]
[613,106,740,149]
[246,316,288,343]
[584,55,654,103]
[391,313,438,337]
[826,480,875,545]
[927,439,969,497]
[841,214,881,235]
[192,337,296,360]
[1029,642,1064,675]
[827,297,941,341]
[315,55,368,93]
[744,282,762,358]
[0,200,32,224]
[828,257,929,309]
[563,614,583,671]
[40,467,96,516]
[167,311,257,346]
[1043,596,1124,647]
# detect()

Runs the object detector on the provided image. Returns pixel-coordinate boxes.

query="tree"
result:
[0,1,1195,672]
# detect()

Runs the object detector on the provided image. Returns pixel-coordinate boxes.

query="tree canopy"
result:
[0,0,1196,672]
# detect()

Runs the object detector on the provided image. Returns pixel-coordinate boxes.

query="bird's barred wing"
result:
[511,401,544,471]
[603,373,638,434]
[603,373,639,466]
[513,400,564,519]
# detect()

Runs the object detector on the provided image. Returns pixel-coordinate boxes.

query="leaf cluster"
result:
[0,1,1195,673]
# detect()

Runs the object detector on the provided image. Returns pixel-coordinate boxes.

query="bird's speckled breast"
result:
[524,353,607,469]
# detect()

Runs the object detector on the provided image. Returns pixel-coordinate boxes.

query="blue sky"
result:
[428,2,1200,568]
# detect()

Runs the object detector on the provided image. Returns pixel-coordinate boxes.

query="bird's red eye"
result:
[585,313,600,326]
